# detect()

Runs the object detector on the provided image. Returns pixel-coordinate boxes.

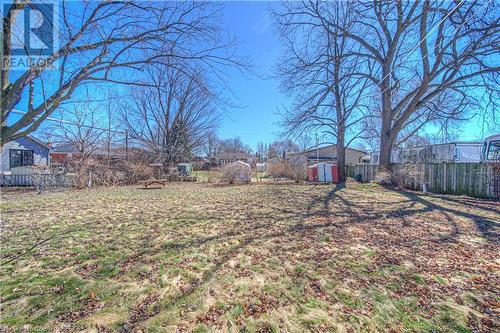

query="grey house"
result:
[209,152,255,166]
[285,145,366,166]
[0,136,50,174]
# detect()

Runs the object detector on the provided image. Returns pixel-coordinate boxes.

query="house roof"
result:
[211,152,254,160]
[369,141,485,154]
[25,135,50,150]
[396,142,482,150]
[51,142,79,153]
[303,144,366,154]
[228,160,251,167]
[286,144,366,158]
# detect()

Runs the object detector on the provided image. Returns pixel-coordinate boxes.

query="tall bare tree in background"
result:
[122,65,219,169]
[218,137,252,154]
[1,1,243,145]
[56,105,105,163]
[268,139,299,160]
[273,1,373,181]
[256,142,269,162]
[201,130,222,158]
[296,0,499,168]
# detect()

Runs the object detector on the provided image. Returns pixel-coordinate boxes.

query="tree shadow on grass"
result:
[120,184,499,330]
[306,183,349,213]
[396,190,499,244]
[432,194,500,216]
[124,184,350,329]
[162,184,350,252]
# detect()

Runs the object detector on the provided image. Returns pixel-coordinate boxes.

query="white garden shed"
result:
[223,161,252,183]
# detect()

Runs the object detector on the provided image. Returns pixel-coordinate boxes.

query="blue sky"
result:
[216,1,497,148]
[8,1,289,149]
[217,1,289,148]
[8,1,498,149]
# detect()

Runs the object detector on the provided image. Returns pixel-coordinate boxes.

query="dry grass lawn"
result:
[1,182,499,332]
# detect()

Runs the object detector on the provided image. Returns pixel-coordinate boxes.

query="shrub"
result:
[221,162,251,184]
[267,160,306,183]
[288,159,306,183]
[373,164,421,189]
[391,163,420,189]
[267,161,288,180]
[119,161,155,184]
[64,159,155,187]
[206,168,221,183]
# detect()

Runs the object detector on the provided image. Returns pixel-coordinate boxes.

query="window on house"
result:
[9,149,34,168]
[487,140,500,161]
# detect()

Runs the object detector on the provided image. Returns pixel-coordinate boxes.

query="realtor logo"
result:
[2,1,59,69]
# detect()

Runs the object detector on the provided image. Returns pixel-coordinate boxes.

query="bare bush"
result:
[206,168,221,184]
[27,167,50,193]
[267,160,306,183]
[267,161,289,181]
[65,159,154,188]
[221,162,251,184]
[391,164,421,190]
[288,161,306,183]
[121,163,155,184]
[373,168,392,186]
[373,164,421,189]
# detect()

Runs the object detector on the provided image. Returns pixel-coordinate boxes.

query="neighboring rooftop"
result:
[22,135,51,149]
[286,144,367,156]
[211,152,254,159]
[51,142,79,153]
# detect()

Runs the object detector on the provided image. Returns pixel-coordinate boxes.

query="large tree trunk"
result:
[337,113,346,183]
[337,143,346,183]
[378,64,394,169]
[379,121,397,173]
[379,136,394,170]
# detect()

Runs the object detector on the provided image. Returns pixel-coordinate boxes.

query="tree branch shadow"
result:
[396,190,499,244]
[122,184,498,329]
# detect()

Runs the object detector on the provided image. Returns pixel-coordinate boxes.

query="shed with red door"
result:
[307,162,339,183]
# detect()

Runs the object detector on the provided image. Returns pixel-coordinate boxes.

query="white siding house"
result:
[368,142,483,165]
[0,136,50,174]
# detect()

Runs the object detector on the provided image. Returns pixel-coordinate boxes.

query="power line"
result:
[12,109,129,160]
[11,109,125,134]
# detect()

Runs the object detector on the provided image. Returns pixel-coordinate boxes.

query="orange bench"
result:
[140,179,168,189]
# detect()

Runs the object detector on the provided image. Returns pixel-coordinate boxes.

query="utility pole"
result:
[316,133,319,183]
[125,130,129,161]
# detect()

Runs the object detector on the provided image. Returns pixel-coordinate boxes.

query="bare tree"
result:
[1,1,243,145]
[256,142,269,162]
[218,137,252,154]
[56,105,106,163]
[201,130,222,158]
[273,1,373,181]
[292,1,499,168]
[122,65,219,169]
[268,139,299,161]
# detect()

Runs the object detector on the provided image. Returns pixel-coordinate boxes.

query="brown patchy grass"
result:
[0,182,499,332]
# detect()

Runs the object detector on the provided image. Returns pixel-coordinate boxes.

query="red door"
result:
[331,165,339,183]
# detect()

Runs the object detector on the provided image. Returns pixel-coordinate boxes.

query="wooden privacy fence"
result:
[346,163,500,199]
[0,174,76,188]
